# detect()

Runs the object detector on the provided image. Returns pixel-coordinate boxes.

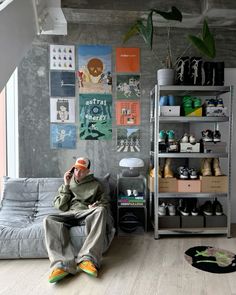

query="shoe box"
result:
[180,142,200,153]
[159,106,180,116]
[159,215,180,228]
[206,107,227,117]
[181,215,204,228]
[183,107,202,117]
[200,176,228,193]
[177,180,201,193]
[203,142,227,153]
[204,214,227,227]
[148,176,178,193]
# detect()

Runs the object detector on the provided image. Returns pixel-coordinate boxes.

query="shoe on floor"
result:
[48,267,69,283]
[78,260,98,277]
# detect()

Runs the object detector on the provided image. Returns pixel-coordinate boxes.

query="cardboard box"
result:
[180,142,200,153]
[205,214,227,227]
[200,176,228,193]
[206,107,227,117]
[184,107,202,117]
[203,142,227,153]
[181,215,204,228]
[148,176,177,193]
[160,106,180,117]
[159,215,180,228]
[178,180,201,193]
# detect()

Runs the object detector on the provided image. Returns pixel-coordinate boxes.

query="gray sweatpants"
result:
[44,206,107,274]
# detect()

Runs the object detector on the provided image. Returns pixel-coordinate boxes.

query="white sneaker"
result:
[158,203,167,216]
[189,135,196,144]
[181,133,189,143]
[167,204,176,216]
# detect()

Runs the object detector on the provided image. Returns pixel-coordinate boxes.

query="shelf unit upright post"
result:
[150,85,233,239]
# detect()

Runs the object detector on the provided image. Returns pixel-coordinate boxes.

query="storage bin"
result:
[177,180,201,193]
[200,176,228,193]
[180,142,200,153]
[159,106,180,116]
[206,107,227,117]
[159,215,180,229]
[205,214,227,227]
[184,107,202,116]
[148,177,178,193]
[203,142,227,153]
[181,215,204,228]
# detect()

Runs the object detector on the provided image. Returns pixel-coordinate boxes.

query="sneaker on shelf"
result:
[160,95,168,106]
[202,129,213,142]
[213,130,221,142]
[193,97,202,108]
[183,96,193,108]
[201,201,213,216]
[179,202,190,216]
[213,199,223,216]
[178,166,189,179]
[181,133,189,143]
[189,135,196,144]
[216,98,224,107]
[167,204,176,216]
[191,206,199,216]
[158,203,167,216]
[188,168,198,179]
[166,130,175,142]
[159,130,166,142]
[168,95,176,106]
[206,98,216,107]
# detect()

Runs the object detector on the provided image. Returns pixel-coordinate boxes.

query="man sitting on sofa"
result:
[44,157,111,283]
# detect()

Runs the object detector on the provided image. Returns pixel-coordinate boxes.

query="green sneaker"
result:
[182,96,192,108]
[48,267,69,283]
[78,260,98,277]
[193,97,202,108]
[166,130,175,142]
[159,130,166,142]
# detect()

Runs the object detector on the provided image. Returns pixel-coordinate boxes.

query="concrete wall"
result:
[18,24,236,189]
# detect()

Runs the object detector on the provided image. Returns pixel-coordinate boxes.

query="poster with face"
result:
[50,98,75,123]
[116,128,140,152]
[79,93,112,140]
[77,45,112,94]
[50,124,77,149]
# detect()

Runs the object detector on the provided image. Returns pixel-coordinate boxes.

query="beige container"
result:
[148,176,177,193]
[200,176,228,193]
[177,180,201,193]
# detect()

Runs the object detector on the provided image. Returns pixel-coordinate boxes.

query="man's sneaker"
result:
[216,98,224,107]
[166,130,175,142]
[181,133,189,143]
[213,130,221,142]
[183,96,193,108]
[191,206,199,216]
[159,130,166,142]
[202,201,213,216]
[206,98,216,107]
[160,95,168,106]
[179,203,190,216]
[189,135,196,144]
[48,267,69,283]
[193,97,202,108]
[189,168,198,179]
[213,199,223,216]
[167,204,176,216]
[78,260,98,277]
[158,203,167,216]
[202,129,213,142]
[178,166,189,179]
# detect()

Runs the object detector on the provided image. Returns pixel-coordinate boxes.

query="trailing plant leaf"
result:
[151,6,182,22]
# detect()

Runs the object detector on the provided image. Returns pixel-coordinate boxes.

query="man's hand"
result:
[64,170,73,185]
[88,201,99,209]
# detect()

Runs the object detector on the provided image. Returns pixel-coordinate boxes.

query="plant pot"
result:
[157,69,175,85]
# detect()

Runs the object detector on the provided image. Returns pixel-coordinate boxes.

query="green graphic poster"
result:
[79,93,112,140]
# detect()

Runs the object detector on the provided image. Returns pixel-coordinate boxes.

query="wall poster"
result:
[116,74,141,99]
[116,127,140,152]
[50,124,77,149]
[79,93,112,140]
[116,100,140,125]
[116,47,140,73]
[50,71,75,97]
[50,97,75,123]
[50,45,75,71]
[77,45,112,94]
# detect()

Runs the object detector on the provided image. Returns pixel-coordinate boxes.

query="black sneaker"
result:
[188,168,198,179]
[179,199,190,216]
[213,130,221,142]
[201,201,213,216]
[178,166,189,179]
[213,199,223,216]
[202,130,213,142]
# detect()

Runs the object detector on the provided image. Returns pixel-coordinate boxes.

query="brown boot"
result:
[158,166,162,178]
[164,158,174,178]
[213,158,223,176]
[201,158,212,176]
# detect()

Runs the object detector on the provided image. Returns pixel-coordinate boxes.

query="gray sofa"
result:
[0,175,115,259]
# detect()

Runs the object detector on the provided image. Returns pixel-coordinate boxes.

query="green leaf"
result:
[151,6,182,22]
[188,35,212,58]
[202,20,216,58]
[123,22,139,43]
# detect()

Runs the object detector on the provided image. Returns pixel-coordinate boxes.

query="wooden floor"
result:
[1,229,236,295]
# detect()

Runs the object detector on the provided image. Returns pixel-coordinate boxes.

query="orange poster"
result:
[116,48,140,73]
[116,100,140,125]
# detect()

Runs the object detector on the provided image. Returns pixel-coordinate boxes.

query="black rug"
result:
[185,246,236,273]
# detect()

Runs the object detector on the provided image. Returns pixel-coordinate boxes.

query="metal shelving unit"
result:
[150,84,233,239]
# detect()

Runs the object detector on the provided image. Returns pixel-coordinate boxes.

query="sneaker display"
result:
[188,168,198,179]
[183,96,192,108]
[213,130,221,142]
[202,129,213,142]
[202,201,213,216]
[191,206,199,216]
[201,158,212,176]
[178,166,189,179]
[166,130,175,142]
[164,158,174,178]
[167,204,176,216]
[213,158,223,176]
[189,135,196,144]
[216,98,224,107]
[160,95,168,106]
[179,200,190,216]
[193,97,202,108]
[158,202,167,216]
[181,133,189,143]
[159,130,166,142]
[206,98,216,107]
[78,260,98,277]
[213,199,223,216]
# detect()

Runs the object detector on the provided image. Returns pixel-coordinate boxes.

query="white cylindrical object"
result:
[157,69,175,85]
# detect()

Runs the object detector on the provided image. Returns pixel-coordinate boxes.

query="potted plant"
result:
[123,6,216,85]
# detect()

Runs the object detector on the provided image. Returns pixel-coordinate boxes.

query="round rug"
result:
[185,246,236,273]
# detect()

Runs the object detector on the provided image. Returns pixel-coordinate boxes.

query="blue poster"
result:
[50,124,76,149]
[50,71,75,97]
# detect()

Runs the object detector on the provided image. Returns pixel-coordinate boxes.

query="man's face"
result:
[74,167,89,182]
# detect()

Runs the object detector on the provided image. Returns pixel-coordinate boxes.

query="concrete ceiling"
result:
[61,0,236,29]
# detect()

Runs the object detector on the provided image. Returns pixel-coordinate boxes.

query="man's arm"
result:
[93,183,110,208]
